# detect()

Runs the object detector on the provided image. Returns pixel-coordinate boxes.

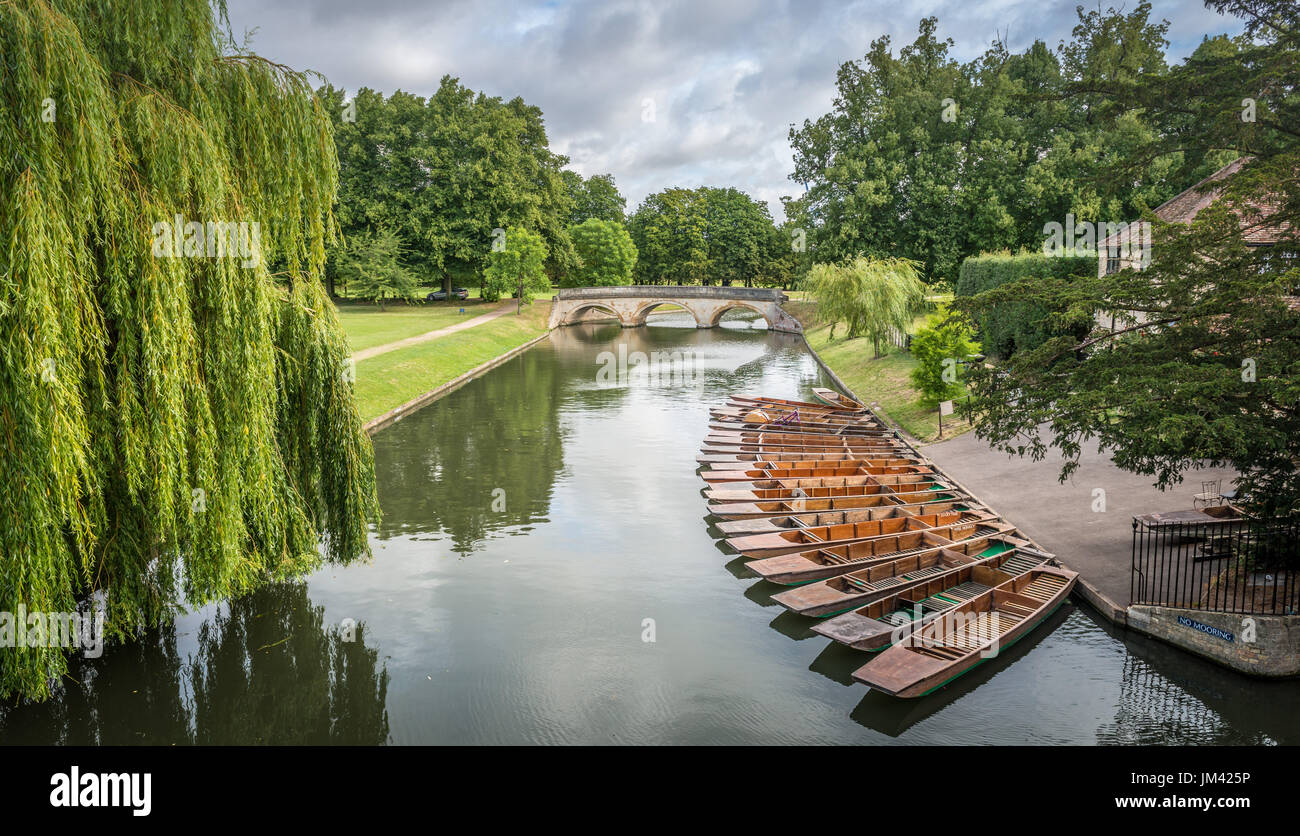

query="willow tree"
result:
[808,257,925,356]
[0,0,379,700]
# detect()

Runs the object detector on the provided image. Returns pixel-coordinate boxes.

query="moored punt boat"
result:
[701,437,909,454]
[851,566,1078,697]
[707,440,901,452]
[811,387,867,412]
[708,488,969,519]
[778,537,1042,620]
[707,420,892,437]
[712,404,882,426]
[745,520,1019,585]
[726,509,996,559]
[699,461,929,484]
[715,499,985,535]
[704,479,961,506]
[727,394,866,414]
[705,430,898,447]
[697,447,915,464]
[808,548,1051,641]
[702,453,922,471]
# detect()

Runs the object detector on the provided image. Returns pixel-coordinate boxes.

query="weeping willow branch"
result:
[0,0,379,700]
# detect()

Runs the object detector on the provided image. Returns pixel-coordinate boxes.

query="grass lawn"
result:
[793,301,973,443]
[349,301,551,423]
[336,299,501,352]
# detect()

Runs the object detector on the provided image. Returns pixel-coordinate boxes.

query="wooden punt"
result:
[811,387,867,412]
[778,537,1043,621]
[700,462,929,484]
[702,453,922,472]
[710,408,886,428]
[708,488,969,519]
[726,509,996,559]
[746,520,1019,585]
[707,420,893,438]
[697,447,916,464]
[809,547,1051,643]
[851,566,1077,697]
[705,430,898,447]
[704,478,960,505]
[727,394,866,414]
[715,499,985,535]
[712,405,881,426]
[700,438,909,455]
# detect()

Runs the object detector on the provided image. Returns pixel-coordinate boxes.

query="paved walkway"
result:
[353,301,515,362]
[920,430,1238,609]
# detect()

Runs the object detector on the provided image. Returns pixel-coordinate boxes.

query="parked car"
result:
[426,287,469,301]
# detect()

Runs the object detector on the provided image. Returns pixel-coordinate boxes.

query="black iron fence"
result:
[1131,514,1300,615]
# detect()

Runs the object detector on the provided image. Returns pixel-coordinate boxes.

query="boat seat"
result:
[999,553,1044,575]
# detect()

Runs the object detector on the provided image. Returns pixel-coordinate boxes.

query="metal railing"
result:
[1131,514,1300,615]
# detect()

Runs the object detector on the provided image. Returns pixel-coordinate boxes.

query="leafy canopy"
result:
[483,226,551,304]
[565,219,638,287]
[338,229,419,309]
[0,0,379,699]
[957,0,1300,516]
[910,313,981,406]
[807,257,926,356]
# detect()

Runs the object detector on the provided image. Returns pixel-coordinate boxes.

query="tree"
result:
[338,229,419,309]
[910,314,981,405]
[565,219,637,287]
[0,0,378,699]
[628,186,780,285]
[788,7,1212,285]
[317,77,577,295]
[807,257,926,356]
[562,171,627,225]
[483,226,550,304]
[957,0,1300,516]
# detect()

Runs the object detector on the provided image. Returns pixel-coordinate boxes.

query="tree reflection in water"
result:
[0,583,389,745]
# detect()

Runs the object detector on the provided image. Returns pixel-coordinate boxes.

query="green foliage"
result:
[807,257,926,356]
[317,78,577,292]
[338,229,418,308]
[483,226,550,303]
[561,171,627,225]
[788,6,1228,284]
[565,219,637,287]
[957,0,1300,516]
[628,186,778,286]
[910,314,981,406]
[956,251,1094,357]
[0,0,379,699]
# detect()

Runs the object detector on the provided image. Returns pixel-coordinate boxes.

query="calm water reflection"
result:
[2,311,1297,744]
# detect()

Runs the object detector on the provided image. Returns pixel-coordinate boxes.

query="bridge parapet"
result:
[548,285,802,334]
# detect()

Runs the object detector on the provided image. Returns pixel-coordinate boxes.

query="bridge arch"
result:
[562,302,624,326]
[629,300,696,327]
[707,301,773,329]
[547,286,802,334]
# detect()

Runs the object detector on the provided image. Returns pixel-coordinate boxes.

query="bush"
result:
[955,251,1093,358]
[910,314,981,406]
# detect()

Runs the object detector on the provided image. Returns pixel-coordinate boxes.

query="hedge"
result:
[955,251,1095,358]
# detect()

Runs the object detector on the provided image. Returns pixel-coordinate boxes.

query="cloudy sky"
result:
[225,0,1244,220]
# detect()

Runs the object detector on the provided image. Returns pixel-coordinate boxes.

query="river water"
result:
[2,311,1297,744]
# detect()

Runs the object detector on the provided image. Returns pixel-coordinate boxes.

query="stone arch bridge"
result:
[548,286,802,333]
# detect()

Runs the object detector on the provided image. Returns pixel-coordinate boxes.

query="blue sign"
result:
[1177,615,1234,643]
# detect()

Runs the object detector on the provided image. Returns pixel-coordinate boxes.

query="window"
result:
[1105,244,1122,275]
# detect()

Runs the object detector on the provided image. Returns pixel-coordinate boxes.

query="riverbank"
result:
[342,300,552,425]
[785,301,973,443]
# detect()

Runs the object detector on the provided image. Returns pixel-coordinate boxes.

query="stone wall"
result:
[1127,605,1300,678]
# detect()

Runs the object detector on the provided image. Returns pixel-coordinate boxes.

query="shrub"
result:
[955,251,1093,357]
